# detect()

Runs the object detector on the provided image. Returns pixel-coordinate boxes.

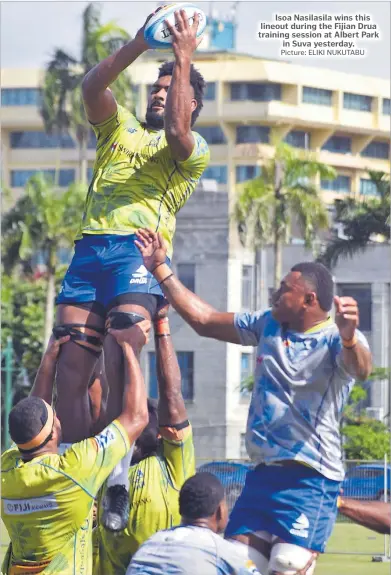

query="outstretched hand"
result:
[165,9,202,61]
[334,296,359,341]
[135,228,168,273]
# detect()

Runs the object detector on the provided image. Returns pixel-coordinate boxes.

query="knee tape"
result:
[269,542,317,575]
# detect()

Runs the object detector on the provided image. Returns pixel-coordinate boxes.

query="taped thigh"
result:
[269,541,318,575]
[53,324,104,357]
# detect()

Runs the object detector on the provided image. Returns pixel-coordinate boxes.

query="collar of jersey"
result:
[286,316,333,337]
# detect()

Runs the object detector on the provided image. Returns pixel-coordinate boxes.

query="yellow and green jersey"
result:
[1,420,130,575]
[78,106,210,258]
[94,425,195,575]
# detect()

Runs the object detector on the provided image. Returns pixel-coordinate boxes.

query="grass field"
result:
[1,521,389,574]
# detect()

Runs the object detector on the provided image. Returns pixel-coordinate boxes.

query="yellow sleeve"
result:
[176,132,210,179]
[160,425,195,490]
[90,105,135,143]
[60,420,130,496]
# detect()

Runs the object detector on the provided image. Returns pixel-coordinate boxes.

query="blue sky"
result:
[1,1,390,78]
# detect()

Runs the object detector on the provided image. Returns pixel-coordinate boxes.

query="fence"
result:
[197,457,390,560]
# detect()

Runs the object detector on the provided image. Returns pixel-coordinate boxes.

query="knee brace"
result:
[269,541,318,575]
[53,324,104,357]
[105,311,146,332]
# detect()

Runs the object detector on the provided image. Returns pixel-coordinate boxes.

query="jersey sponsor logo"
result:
[130,265,148,285]
[3,496,59,515]
[95,426,116,450]
[111,141,134,160]
[127,127,138,134]
[289,513,309,539]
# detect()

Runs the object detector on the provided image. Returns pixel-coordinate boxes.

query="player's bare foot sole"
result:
[101,485,130,532]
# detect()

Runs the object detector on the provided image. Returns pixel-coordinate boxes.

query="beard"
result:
[145,107,165,130]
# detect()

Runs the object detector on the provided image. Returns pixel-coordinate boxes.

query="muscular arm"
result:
[82,38,147,124]
[338,498,390,534]
[117,343,149,443]
[153,264,240,344]
[341,342,372,381]
[155,321,187,426]
[164,58,194,161]
[29,352,57,404]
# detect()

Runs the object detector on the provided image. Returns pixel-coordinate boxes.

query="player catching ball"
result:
[135,228,372,575]
[53,6,209,531]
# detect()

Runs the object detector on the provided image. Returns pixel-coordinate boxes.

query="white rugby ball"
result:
[144,3,207,50]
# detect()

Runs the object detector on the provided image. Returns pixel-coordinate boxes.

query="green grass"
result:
[1,521,389,574]
[317,523,389,575]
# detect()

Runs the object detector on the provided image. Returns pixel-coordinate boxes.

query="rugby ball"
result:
[144,3,207,50]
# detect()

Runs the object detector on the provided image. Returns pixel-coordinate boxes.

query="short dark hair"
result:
[158,61,205,125]
[291,262,334,312]
[179,472,225,520]
[9,397,48,445]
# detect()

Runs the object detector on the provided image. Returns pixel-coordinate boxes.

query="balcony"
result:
[317,150,389,171]
[8,148,96,165]
[1,105,43,129]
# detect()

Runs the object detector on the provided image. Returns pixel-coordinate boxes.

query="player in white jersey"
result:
[134,229,372,575]
[127,472,261,575]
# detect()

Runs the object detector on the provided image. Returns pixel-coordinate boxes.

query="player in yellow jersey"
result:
[1,322,150,575]
[93,303,195,574]
[53,7,209,530]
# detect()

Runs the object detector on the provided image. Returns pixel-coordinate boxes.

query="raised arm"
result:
[108,322,150,443]
[30,335,70,404]
[338,497,390,534]
[135,230,241,344]
[82,13,154,124]
[163,10,200,161]
[153,305,187,426]
[334,296,372,381]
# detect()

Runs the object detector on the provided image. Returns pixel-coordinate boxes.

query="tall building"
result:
[1,51,390,460]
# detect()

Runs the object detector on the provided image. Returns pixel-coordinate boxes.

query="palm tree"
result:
[2,173,86,346]
[233,142,336,288]
[318,171,390,268]
[41,3,133,184]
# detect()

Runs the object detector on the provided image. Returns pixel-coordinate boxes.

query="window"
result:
[285,130,311,149]
[236,126,270,144]
[302,87,332,106]
[10,131,75,149]
[149,351,194,400]
[321,175,351,193]
[204,82,216,100]
[337,284,372,332]
[230,82,281,102]
[383,98,391,115]
[322,135,352,154]
[241,265,253,309]
[177,263,195,292]
[1,88,41,106]
[196,125,226,144]
[241,352,253,385]
[10,169,75,188]
[201,165,227,184]
[360,178,379,196]
[148,352,158,399]
[361,141,389,159]
[236,165,261,183]
[88,130,97,149]
[177,352,194,401]
[343,92,372,112]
